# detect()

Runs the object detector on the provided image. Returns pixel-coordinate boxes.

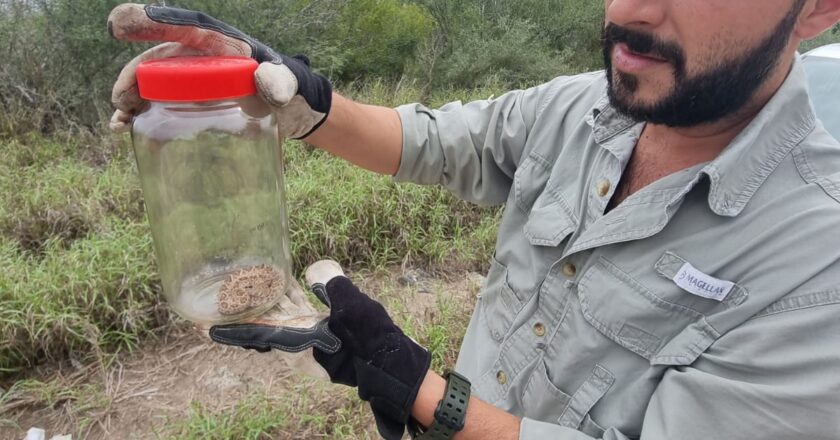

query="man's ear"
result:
[795,0,840,40]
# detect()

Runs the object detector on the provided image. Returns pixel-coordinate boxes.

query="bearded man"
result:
[109,1,840,439]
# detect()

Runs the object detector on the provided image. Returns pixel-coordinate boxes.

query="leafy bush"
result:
[407,0,602,90]
[328,0,434,79]
[0,0,608,136]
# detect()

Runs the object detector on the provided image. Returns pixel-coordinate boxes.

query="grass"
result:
[163,393,289,440]
[157,273,475,440]
[0,371,114,437]
[0,270,477,438]
[0,82,501,376]
[0,81,495,438]
[163,385,378,440]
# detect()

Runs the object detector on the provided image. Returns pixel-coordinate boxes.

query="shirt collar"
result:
[588,56,817,217]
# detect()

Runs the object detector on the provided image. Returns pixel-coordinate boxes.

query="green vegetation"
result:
[0,271,474,438]
[0,0,606,137]
[2,0,839,436]
[0,82,502,375]
[160,273,472,439]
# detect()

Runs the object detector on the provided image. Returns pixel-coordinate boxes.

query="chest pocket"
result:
[577,255,739,365]
[521,359,615,433]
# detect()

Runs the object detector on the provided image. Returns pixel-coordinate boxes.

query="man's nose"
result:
[606,0,666,29]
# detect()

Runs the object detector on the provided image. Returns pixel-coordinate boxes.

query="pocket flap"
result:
[520,360,572,423]
[654,252,749,308]
[523,192,578,247]
[557,365,615,430]
[577,256,719,366]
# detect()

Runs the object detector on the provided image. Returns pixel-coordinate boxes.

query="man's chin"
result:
[608,90,669,121]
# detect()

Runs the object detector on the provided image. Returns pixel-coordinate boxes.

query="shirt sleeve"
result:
[518,301,840,440]
[393,80,560,206]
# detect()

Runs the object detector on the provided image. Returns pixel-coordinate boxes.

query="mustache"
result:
[603,23,686,72]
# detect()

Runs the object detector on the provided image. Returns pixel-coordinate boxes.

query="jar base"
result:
[174,258,288,325]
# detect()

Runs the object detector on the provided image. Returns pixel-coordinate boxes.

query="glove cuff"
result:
[356,339,432,440]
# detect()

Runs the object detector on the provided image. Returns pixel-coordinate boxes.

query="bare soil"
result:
[0,267,483,440]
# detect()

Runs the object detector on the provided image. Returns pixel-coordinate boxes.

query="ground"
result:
[0,267,482,440]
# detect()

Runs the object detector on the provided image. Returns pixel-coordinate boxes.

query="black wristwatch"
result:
[409,371,472,440]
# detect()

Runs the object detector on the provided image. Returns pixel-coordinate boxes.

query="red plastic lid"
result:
[136,56,258,102]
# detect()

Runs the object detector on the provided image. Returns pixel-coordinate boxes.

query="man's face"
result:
[603,0,806,127]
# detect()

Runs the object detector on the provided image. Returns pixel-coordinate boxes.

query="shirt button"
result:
[533,322,546,337]
[497,370,508,385]
[597,180,611,198]
[562,262,577,278]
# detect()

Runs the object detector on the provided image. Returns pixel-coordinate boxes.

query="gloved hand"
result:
[107,3,332,139]
[210,261,432,440]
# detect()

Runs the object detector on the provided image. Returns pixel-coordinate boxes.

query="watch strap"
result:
[414,371,471,440]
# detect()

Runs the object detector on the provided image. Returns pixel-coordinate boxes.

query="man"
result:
[109,1,840,439]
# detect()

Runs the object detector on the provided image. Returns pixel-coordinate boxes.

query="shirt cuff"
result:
[392,103,435,184]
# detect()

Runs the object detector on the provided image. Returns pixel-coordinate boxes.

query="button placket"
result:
[586,151,625,225]
[497,268,571,375]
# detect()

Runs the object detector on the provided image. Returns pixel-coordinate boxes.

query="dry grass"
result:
[0,268,482,439]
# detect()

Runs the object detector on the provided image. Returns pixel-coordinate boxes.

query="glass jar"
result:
[131,57,291,324]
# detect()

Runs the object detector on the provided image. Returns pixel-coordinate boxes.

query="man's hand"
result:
[107,3,332,139]
[210,261,432,440]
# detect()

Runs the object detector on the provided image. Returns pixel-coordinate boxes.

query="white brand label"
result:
[673,263,734,302]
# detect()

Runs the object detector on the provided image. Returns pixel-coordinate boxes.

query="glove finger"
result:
[304,260,346,289]
[255,62,299,107]
[109,109,133,133]
[108,4,251,56]
[304,260,347,308]
[111,42,203,114]
[209,318,341,354]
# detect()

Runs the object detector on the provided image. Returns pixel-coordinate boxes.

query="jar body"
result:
[132,98,290,324]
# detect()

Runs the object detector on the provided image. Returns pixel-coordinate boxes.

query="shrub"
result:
[328,0,434,79]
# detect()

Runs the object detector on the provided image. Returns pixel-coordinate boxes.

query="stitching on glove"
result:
[210,322,341,353]
[207,33,247,55]
[369,332,401,367]
[211,333,337,353]
[145,5,257,57]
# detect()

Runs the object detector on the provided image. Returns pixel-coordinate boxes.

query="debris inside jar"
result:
[217,264,286,316]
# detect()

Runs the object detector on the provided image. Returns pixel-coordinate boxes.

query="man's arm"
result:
[412,371,521,440]
[304,93,404,176]
[308,80,560,206]
[411,299,840,440]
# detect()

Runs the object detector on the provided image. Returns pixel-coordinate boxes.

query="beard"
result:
[602,0,806,127]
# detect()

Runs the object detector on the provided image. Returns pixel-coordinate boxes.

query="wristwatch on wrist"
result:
[409,371,472,440]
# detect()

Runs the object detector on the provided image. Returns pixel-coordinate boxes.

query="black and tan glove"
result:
[210,261,432,440]
[108,3,332,139]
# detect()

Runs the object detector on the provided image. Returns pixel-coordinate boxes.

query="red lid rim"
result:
[136,56,259,103]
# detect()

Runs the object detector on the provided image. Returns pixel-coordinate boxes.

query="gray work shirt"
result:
[394,58,840,439]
